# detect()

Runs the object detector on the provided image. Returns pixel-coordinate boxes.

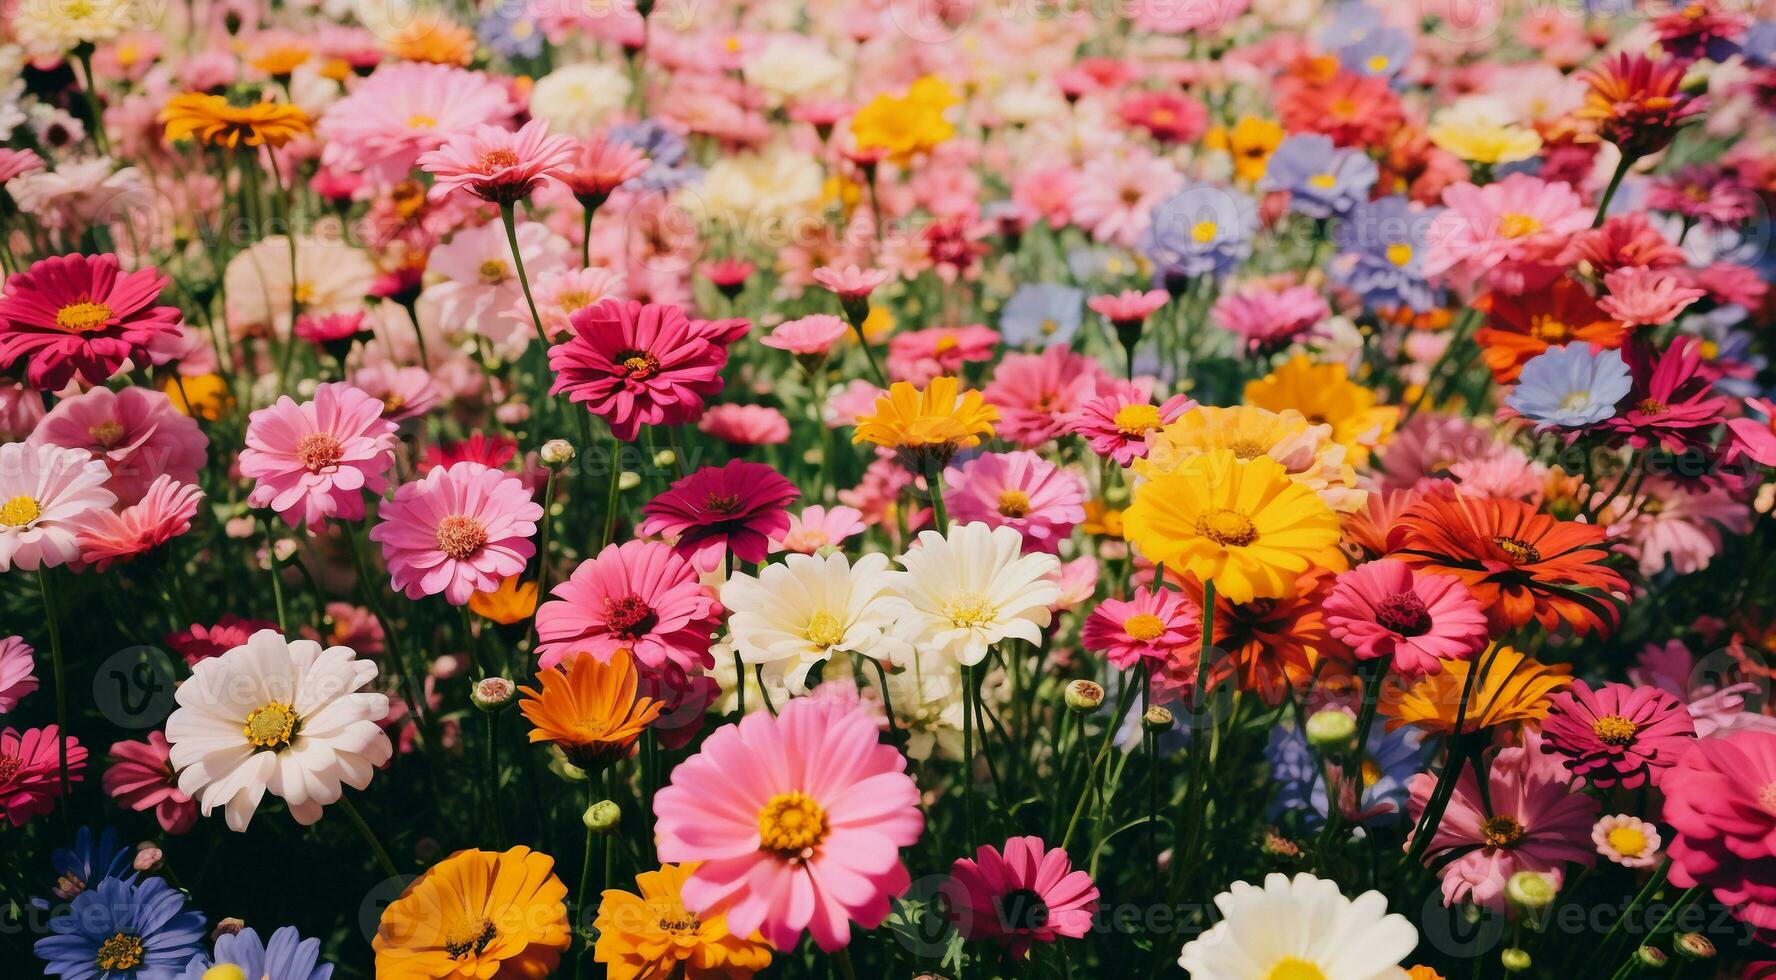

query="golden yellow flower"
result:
[385,14,477,66]
[1427,122,1543,165]
[1081,499,1124,538]
[850,76,958,162]
[519,649,662,770]
[594,863,773,980]
[852,376,998,467]
[1243,355,1399,466]
[469,575,539,625]
[249,43,310,78]
[373,846,572,980]
[163,374,233,421]
[1381,645,1572,737]
[160,93,312,149]
[1138,405,1365,513]
[1122,450,1341,604]
[1211,116,1285,182]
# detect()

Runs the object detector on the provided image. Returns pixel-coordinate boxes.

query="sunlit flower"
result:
[882,522,1060,667]
[373,847,571,978]
[594,863,773,980]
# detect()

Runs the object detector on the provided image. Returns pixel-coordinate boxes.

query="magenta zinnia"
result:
[943,836,1100,956]
[1539,680,1696,789]
[547,299,731,442]
[534,539,723,672]
[0,253,184,391]
[1321,558,1490,679]
[638,460,800,572]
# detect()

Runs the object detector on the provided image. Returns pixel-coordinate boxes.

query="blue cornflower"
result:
[1265,722,1426,828]
[43,826,134,905]
[1337,26,1413,78]
[36,874,206,980]
[607,120,703,193]
[1746,22,1776,67]
[1260,134,1377,220]
[178,927,333,980]
[477,3,544,60]
[1000,282,1084,347]
[1687,311,1767,397]
[1332,195,1442,312]
[1319,2,1384,50]
[1507,344,1634,429]
[1142,182,1258,282]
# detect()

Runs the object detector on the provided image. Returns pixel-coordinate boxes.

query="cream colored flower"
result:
[684,143,824,230]
[1427,96,1543,165]
[529,63,631,136]
[223,235,377,338]
[743,37,846,106]
[721,551,898,690]
[11,0,140,59]
[1179,873,1418,979]
[882,522,1060,667]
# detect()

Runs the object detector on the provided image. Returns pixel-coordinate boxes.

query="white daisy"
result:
[223,235,377,338]
[0,442,115,572]
[882,521,1061,667]
[166,629,392,831]
[1179,872,1419,980]
[721,551,897,691]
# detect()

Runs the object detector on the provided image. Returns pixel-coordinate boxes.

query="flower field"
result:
[5,0,1776,977]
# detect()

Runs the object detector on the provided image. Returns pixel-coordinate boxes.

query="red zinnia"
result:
[1474,278,1628,384]
[1578,53,1704,159]
[0,253,184,391]
[547,299,730,442]
[638,460,799,572]
[1276,69,1403,148]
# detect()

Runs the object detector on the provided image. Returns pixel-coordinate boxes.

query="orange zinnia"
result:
[519,649,662,770]
[1389,494,1626,637]
[1381,644,1571,736]
[1179,566,1341,706]
[159,93,312,149]
[1474,279,1628,383]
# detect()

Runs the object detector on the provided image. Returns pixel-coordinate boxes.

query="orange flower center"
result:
[296,432,345,472]
[1123,613,1165,641]
[1528,315,1571,342]
[478,259,510,285]
[435,515,488,560]
[478,148,520,172]
[758,791,828,859]
[1592,714,1638,746]
[1480,814,1526,848]
[55,300,113,333]
[997,490,1032,517]
[1196,508,1257,547]
[95,933,145,971]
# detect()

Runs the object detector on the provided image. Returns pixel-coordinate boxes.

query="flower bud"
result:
[652,448,676,469]
[1505,870,1557,911]
[618,470,640,491]
[1304,709,1356,750]
[472,677,517,712]
[583,800,621,833]
[1673,932,1715,960]
[1500,948,1531,972]
[1064,679,1104,712]
[132,845,164,873]
[540,439,575,468]
[1142,705,1174,732]
[1262,831,1301,859]
[1635,946,1668,969]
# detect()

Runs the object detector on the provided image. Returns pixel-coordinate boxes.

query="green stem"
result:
[36,568,69,806]
[1061,673,1140,851]
[501,202,547,341]
[263,519,289,633]
[962,662,976,850]
[339,794,400,879]
[1593,153,1633,229]
[601,434,623,550]
[525,468,560,658]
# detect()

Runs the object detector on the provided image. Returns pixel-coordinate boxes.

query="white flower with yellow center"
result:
[743,37,847,106]
[11,0,138,59]
[0,442,114,572]
[882,522,1060,668]
[528,62,631,136]
[166,629,392,831]
[223,236,376,339]
[721,551,898,691]
[1178,872,1417,980]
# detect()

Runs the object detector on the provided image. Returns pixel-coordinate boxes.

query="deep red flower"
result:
[0,253,184,391]
[638,460,799,572]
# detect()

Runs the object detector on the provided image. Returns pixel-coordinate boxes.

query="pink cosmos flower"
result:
[1080,587,1200,671]
[0,253,185,391]
[1405,732,1599,911]
[760,314,849,359]
[548,299,730,441]
[943,451,1086,554]
[943,836,1099,956]
[1614,476,1749,577]
[1064,384,1195,466]
[240,383,400,530]
[0,636,37,714]
[0,725,84,827]
[369,461,543,606]
[1540,680,1696,789]
[1592,813,1662,868]
[1597,267,1706,327]
[1210,284,1330,354]
[697,404,790,445]
[534,539,723,671]
[1425,174,1593,294]
[417,118,577,204]
[27,386,207,506]
[811,264,891,300]
[983,346,1117,448]
[558,132,650,205]
[102,731,197,835]
[317,62,514,183]
[1321,559,1490,679]
[771,505,868,554]
[1071,151,1182,248]
[1087,289,1169,328]
[639,460,800,572]
[654,696,923,952]
[76,476,204,571]
[0,443,116,573]
[1012,166,1079,229]
[164,615,280,666]
[1662,730,1776,937]
[887,325,999,386]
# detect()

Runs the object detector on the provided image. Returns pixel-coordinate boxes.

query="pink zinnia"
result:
[1087,289,1168,328]
[1662,730,1776,937]
[102,731,197,835]
[0,725,85,827]
[1405,733,1599,911]
[558,132,649,205]
[534,539,723,671]
[1606,336,1730,451]
[1597,267,1705,327]
[697,404,790,446]
[1210,284,1330,354]
[548,299,730,441]
[654,696,924,952]
[771,505,867,554]
[811,264,891,300]
[1080,587,1199,670]
[1321,559,1490,679]
[1727,396,1776,467]
[1425,174,1593,294]
[760,314,849,359]
[0,443,116,573]
[982,346,1117,448]
[418,118,576,204]
[943,450,1086,554]
[1064,384,1195,466]
[27,386,206,506]
[638,460,799,572]
[943,836,1099,955]
[316,62,514,183]
[1540,680,1696,789]
[351,363,443,421]
[0,253,184,390]
[1071,151,1181,248]
[887,324,999,386]
[164,615,279,666]
[76,476,204,571]
[369,461,543,605]
[0,635,37,714]
[240,382,399,530]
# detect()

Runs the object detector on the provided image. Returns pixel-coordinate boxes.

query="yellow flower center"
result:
[997,490,1032,517]
[442,917,497,959]
[1113,403,1162,436]
[1529,314,1570,342]
[1492,535,1542,565]
[1228,438,1268,460]
[407,114,437,128]
[0,495,41,528]
[1366,54,1391,72]
[478,259,511,285]
[292,281,316,305]
[1308,173,1337,189]
[1190,220,1219,243]
[95,933,145,971]
[1498,212,1542,239]
[934,334,959,353]
[88,419,125,448]
[435,515,489,560]
[1122,613,1165,641]
[55,301,113,333]
[1266,958,1327,980]
[1592,715,1638,746]
[243,701,298,750]
[758,791,828,858]
[479,148,519,172]
[1385,242,1413,266]
[1361,758,1382,787]
[1481,814,1526,849]
[1196,508,1257,547]
[296,432,344,472]
[804,611,846,649]
[942,591,998,629]
[1040,318,1059,335]
[1607,825,1648,857]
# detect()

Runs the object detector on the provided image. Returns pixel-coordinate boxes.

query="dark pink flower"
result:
[1540,680,1696,789]
[102,732,197,835]
[1662,730,1776,938]
[0,253,184,391]
[369,461,543,605]
[164,615,279,666]
[547,299,729,442]
[1321,559,1489,679]
[639,460,799,572]
[1606,336,1730,451]
[0,725,84,827]
[535,539,723,671]
[943,836,1099,955]
[943,450,1085,554]
[1080,587,1200,670]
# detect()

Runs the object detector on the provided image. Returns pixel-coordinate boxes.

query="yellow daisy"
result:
[1138,405,1365,513]
[1243,355,1399,466]
[852,376,998,468]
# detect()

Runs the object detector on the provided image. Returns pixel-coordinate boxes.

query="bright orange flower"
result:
[1389,494,1626,637]
[469,575,539,625]
[519,649,662,771]
[1381,644,1571,736]
[1179,566,1342,706]
[1474,279,1629,383]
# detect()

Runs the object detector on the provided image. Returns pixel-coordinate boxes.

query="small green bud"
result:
[1673,932,1715,960]
[583,800,621,833]
[1505,870,1558,911]
[1500,948,1531,972]
[1064,679,1104,712]
[539,439,575,468]
[471,677,517,712]
[1636,946,1668,969]
[1304,709,1356,750]
[1142,706,1174,732]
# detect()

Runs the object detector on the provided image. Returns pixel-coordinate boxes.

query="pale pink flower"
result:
[1597,266,1707,327]
[771,505,868,554]
[350,363,444,421]
[811,264,891,300]
[1425,174,1593,294]
[943,451,1086,554]
[1211,284,1330,353]
[1592,813,1662,869]
[0,636,37,714]
[76,476,204,571]
[317,62,514,183]
[760,314,849,358]
[239,382,399,530]
[369,461,543,605]
[520,266,626,341]
[0,443,115,572]
[418,118,577,204]
[1071,151,1182,248]
[887,324,999,386]
[27,386,206,505]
